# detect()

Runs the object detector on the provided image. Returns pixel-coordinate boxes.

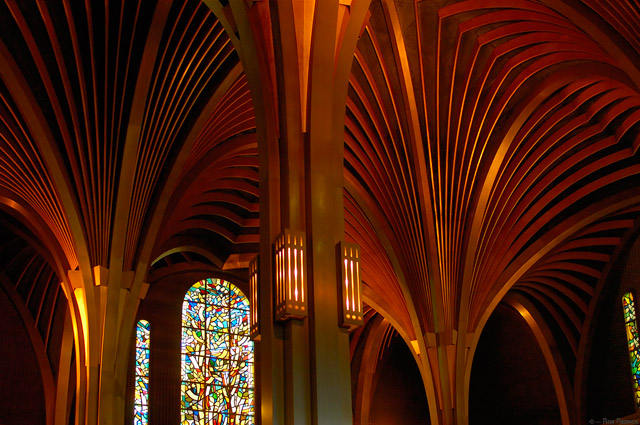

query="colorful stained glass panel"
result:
[181,278,254,424]
[229,308,250,334]
[211,307,230,331]
[229,286,250,311]
[623,291,640,408]
[134,320,150,425]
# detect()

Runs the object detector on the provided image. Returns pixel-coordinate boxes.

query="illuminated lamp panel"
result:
[249,256,259,340]
[338,242,363,330]
[181,278,254,425]
[134,320,150,425]
[274,230,307,320]
[623,291,640,408]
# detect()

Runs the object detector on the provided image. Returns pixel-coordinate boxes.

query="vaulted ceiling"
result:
[344,0,640,346]
[0,0,639,417]
[0,1,258,276]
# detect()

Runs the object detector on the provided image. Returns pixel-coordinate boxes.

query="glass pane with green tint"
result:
[623,292,640,407]
[181,279,254,424]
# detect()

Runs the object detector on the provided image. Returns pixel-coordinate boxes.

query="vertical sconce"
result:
[274,229,307,321]
[249,255,260,340]
[338,242,363,329]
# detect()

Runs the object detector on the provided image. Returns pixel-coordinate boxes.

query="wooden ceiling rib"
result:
[2,0,252,271]
[0,80,76,270]
[344,189,414,339]
[507,205,640,374]
[1,0,157,267]
[152,121,259,264]
[581,0,640,57]
[185,74,255,168]
[430,5,597,322]
[346,22,432,331]
[480,79,620,235]
[125,1,238,268]
[147,67,258,266]
[464,1,639,330]
[345,0,640,338]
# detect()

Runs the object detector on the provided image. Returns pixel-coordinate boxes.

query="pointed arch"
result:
[180,278,254,424]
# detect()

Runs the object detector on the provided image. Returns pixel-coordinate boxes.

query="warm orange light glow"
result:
[338,242,363,329]
[410,340,420,355]
[275,230,307,321]
[288,245,292,302]
[294,247,298,301]
[73,288,90,362]
[249,256,260,340]
[300,244,305,303]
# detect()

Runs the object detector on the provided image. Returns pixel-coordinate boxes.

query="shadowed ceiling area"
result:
[0,0,258,276]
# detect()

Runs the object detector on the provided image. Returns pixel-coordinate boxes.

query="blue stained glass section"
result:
[134,320,150,424]
[181,279,254,424]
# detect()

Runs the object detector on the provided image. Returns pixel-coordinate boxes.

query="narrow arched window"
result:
[622,291,640,407]
[134,320,150,424]
[181,278,254,424]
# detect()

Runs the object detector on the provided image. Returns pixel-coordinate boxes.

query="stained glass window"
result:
[181,278,254,425]
[623,291,640,407]
[134,320,150,425]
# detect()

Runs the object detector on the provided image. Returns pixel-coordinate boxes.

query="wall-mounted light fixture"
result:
[249,255,260,340]
[274,229,307,321]
[338,242,363,329]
